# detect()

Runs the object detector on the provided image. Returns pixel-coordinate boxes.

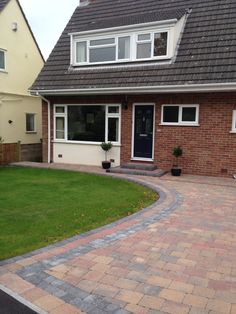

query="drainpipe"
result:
[36,93,51,163]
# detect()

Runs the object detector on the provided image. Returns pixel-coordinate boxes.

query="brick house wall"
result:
[42,92,236,177]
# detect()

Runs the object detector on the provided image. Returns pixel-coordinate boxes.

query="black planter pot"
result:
[102,161,111,169]
[171,167,182,176]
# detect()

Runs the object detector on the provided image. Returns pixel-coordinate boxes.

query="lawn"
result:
[0,167,157,260]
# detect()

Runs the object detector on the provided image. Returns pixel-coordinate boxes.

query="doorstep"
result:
[107,166,167,177]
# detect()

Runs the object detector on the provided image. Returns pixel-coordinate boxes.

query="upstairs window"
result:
[0,49,6,71]
[161,105,199,126]
[136,32,168,60]
[72,28,170,66]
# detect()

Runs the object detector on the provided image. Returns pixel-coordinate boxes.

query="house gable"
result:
[0,0,44,95]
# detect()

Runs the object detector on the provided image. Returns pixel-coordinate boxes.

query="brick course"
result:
[42,93,236,177]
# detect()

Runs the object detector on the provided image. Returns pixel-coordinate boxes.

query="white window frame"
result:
[161,104,200,126]
[0,48,6,72]
[54,106,67,140]
[26,113,37,133]
[72,27,171,66]
[54,104,121,145]
[232,110,236,133]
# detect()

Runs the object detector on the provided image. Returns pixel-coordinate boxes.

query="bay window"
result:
[161,105,199,126]
[54,105,121,143]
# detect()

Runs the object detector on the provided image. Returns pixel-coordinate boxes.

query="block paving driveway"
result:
[0,169,236,314]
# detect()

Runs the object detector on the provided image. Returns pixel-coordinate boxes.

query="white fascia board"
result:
[68,19,178,37]
[30,83,236,96]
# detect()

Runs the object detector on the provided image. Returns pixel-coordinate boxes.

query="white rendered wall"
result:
[53,143,120,167]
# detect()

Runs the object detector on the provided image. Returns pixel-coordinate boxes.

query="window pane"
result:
[138,34,151,41]
[90,47,116,62]
[68,106,105,142]
[0,50,5,69]
[118,37,130,59]
[90,38,115,46]
[182,107,197,122]
[56,117,65,139]
[26,114,35,132]
[163,106,179,123]
[154,32,168,56]
[137,43,152,59]
[76,41,87,63]
[108,106,120,114]
[55,106,65,113]
[108,118,119,142]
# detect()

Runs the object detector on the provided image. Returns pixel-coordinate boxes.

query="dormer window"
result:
[70,16,186,66]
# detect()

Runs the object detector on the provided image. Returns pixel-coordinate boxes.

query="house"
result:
[31,0,236,177]
[0,0,44,164]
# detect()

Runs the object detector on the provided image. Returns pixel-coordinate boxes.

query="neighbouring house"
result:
[0,0,44,164]
[31,0,236,177]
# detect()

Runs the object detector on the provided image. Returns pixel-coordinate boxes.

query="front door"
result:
[133,105,154,159]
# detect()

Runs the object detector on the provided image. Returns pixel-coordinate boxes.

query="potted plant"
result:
[171,146,183,176]
[101,142,113,169]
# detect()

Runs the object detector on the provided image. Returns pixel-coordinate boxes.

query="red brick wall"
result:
[42,93,236,177]
[42,100,54,163]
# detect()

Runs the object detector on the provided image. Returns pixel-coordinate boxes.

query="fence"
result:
[0,142,42,165]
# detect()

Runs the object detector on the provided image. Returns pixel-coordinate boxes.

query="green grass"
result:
[0,167,157,260]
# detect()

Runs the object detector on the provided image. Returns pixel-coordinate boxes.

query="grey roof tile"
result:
[31,0,236,91]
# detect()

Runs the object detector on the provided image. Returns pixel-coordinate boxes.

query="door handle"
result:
[139,134,148,137]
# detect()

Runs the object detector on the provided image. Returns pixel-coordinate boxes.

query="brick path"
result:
[0,163,236,314]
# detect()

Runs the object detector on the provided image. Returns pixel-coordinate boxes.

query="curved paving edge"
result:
[0,174,183,314]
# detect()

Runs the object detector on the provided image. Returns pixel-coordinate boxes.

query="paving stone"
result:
[139,295,165,310]
[2,170,236,314]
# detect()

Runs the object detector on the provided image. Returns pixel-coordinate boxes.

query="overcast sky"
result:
[19,0,79,60]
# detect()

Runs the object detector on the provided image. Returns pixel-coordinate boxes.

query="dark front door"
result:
[133,105,154,159]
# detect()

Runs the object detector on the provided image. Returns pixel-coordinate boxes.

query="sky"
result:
[19,0,79,60]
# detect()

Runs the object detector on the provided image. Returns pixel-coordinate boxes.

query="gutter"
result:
[30,82,236,96]
[35,92,51,164]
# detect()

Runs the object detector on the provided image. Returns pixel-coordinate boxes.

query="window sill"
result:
[159,123,200,127]
[230,130,236,133]
[53,140,121,147]
[26,131,37,134]
[0,69,7,73]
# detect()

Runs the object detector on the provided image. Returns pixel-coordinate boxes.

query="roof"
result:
[0,0,44,62]
[0,0,10,12]
[31,0,236,94]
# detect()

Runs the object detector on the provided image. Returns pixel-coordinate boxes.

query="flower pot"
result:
[102,161,111,169]
[171,167,182,176]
